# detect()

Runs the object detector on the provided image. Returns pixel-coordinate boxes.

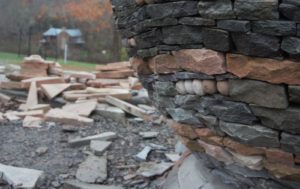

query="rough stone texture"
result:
[229,151,264,170]
[167,108,201,125]
[251,106,300,134]
[264,162,300,181]
[171,122,198,140]
[198,0,235,19]
[234,0,279,20]
[265,149,294,166]
[279,0,300,21]
[281,36,300,55]
[179,17,215,26]
[229,79,288,109]
[153,81,177,96]
[281,133,300,156]
[289,86,300,104]
[219,121,279,148]
[231,32,281,58]
[202,28,230,52]
[162,25,203,45]
[252,21,297,36]
[227,53,300,85]
[217,20,250,32]
[223,138,265,156]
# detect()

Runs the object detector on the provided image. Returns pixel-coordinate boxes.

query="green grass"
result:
[0,51,96,71]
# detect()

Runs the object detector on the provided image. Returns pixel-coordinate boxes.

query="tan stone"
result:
[229,150,264,170]
[176,81,186,94]
[198,139,233,165]
[264,162,300,181]
[62,101,98,117]
[130,57,152,75]
[171,122,198,140]
[265,149,294,166]
[227,53,300,85]
[202,80,217,94]
[174,49,226,75]
[184,80,194,94]
[192,80,204,96]
[205,136,224,146]
[149,54,181,74]
[195,128,216,138]
[23,116,43,128]
[217,81,229,96]
[223,138,265,156]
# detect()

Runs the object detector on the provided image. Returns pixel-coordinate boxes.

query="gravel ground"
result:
[0,112,177,189]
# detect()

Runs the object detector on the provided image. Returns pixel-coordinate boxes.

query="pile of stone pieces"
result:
[0,55,157,128]
[111,0,300,188]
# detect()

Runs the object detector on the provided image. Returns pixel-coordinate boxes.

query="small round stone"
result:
[202,80,217,95]
[184,80,195,94]
[176,81,186,94]
[217,81,229,96]
[192,80,204,96]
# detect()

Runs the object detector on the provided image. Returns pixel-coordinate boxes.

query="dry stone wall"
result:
[110,0,300,188]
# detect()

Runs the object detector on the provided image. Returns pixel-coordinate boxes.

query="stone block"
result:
[231,32,281,58]
[227,53,300,85]
[265,149,294,166]
[235,0,279,20]
[223,138,265,156]
[217,20,250,32]
[134,29,161,49]
[251,106,300,134]
[252,21,296,36]
[171,122,198,139]
[229,79,288,109]
[219,121,280,148]
[178,17,215,26]
[289,86,300,104]
[279,0,300,21]
[281,37,300,56]
[281,132,300,156]
[198,0,235,19]
[202,80,217,95]
[167,108,201,125]
[153,81,177,96]
[162,25,203,45]
[202,28,230,52]
[141,18,178,28]
[146,1,198,19]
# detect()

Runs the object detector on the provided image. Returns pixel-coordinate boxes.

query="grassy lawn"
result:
[0,51,97,71]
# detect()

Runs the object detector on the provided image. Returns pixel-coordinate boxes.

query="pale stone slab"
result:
[165,153,181,162]
[90,141,112,156]
[139,132,159,139]
[23,116,43,128]
[0,163,44,189]
[63,101,98,117]
[76,155,107,183]
[41,83,71,99]
[135,146,152,161]
[94,104,126,123]
[69,132,117,147]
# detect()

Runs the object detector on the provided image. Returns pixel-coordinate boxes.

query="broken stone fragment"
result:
[137,162,173,178]
[76,155,107,183]
[135,146,152,161]
[90,141,112,156]
[139,131,159,139]
[69,132,117,147]
[165,153,181,162]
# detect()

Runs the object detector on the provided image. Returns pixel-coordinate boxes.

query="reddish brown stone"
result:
[223,138,265,156]
[264,162,300,181]
[179,136,204,152]
[265,149,294,166]
[174,49,226,75]
[195,128,216,138]
[171,122,198,140]
[230,150,264,170]
[227,53,300,85]
[148,49,226,75]
[130,57,152,75]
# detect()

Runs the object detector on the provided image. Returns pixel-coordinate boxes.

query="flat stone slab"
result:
[64,180,123,189]
[0,163,44,189]
[139,132,159,139]
[137,162,173,178]
[90,141,112,156]
[76,155,107,183]
[69,132,117,147]
[135,146,152,161]
[95,104,126,123]
[165,153,181,162]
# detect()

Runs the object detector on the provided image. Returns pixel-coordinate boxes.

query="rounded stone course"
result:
[110,0,300,188]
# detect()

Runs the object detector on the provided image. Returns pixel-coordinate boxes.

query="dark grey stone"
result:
[198,0,235,19]
[137,47,158,58]
[178,17,215,26]
[232,32,281,58]
[255,179,289,189]
[250,105,300,134]
[289,86,300,104]
[281,132,300,156]
[281,37,300,56]
[212,169,247,189]
[153,81,177,96]
[175,72,215,80]
[279,0,300,21]
[224,164,269,179]
[134,29,161,49]
[146,1,199,19]
[155,74,177,82]
[175,95,201,109]
[180,44,204,49]
[219,121,280,148]
[229,79,288,109]
[157,45,180,52]
[297,24,300,37]
[217,20,250,32]
[141,18,178,28]
[202,28,230,52]
[196,113,225,137]
[152,92,175,113]
[162,25,203,45]
[215,73,238,81]
[166,108,201,125]
[234,0,279,20]
[252,21,297,36]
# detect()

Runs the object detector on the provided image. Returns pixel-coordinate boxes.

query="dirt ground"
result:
[0,113,177,189]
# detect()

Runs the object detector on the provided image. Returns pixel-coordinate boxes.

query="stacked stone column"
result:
[110,0,300,188]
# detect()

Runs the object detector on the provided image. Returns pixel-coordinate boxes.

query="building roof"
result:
[43,27,82,37]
